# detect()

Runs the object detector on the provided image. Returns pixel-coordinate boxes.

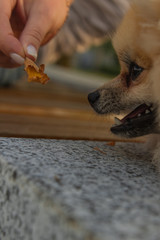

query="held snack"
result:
[24,57,50,84]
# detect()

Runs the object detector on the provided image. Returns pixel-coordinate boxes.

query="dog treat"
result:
[106,141,115,146]
[24,57,49,84]
[93,147,107,155]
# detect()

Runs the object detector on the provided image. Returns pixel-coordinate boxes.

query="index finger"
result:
[0,0,25,64]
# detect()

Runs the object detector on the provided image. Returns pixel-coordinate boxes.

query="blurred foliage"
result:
[55,40,120,78]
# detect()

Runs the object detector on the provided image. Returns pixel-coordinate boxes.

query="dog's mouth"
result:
[111,103,158,138]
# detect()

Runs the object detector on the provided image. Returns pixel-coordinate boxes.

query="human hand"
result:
[0,0,71,68]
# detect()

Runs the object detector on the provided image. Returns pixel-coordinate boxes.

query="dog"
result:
[88,0,160,169]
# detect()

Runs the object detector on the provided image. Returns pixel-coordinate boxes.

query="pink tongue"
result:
[121,104,148,123]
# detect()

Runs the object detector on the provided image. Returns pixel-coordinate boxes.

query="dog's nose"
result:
[88,90,100,105]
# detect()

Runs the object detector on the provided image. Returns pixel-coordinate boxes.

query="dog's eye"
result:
[130,63,143,81]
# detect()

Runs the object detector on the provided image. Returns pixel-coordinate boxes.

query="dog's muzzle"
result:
[88,90,159,138]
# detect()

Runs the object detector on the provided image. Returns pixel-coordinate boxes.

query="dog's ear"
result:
[132,0,160,24]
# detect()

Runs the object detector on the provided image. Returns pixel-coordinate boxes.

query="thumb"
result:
[20,9,51,60]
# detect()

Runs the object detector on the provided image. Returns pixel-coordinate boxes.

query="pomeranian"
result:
[88,0,160,169]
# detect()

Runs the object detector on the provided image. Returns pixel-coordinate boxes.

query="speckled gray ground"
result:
[0,137,160,240]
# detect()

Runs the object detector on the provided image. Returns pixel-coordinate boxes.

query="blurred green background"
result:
[55,41,120,78]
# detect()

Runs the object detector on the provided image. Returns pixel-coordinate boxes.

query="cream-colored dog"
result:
[88,0,160,169]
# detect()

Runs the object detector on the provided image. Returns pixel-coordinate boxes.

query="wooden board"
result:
[0,79,145,142]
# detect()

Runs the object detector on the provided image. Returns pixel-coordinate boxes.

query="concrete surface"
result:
[0,137,160,240]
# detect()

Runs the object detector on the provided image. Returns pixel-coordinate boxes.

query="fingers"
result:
[0,51,21,68]
[0,16,25,65]
[0,1,25,66]
[20,0,68,60]
[20,14,47,60]
[0,0,69,67]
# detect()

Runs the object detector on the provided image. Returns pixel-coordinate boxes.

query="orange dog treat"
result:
[24,57,49,84]
[93,147,107,155]
[106,141,115,146]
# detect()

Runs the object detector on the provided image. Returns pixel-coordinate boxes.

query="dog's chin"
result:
[110,103,158,138]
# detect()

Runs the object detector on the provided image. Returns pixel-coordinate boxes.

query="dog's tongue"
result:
[121,103,149,123]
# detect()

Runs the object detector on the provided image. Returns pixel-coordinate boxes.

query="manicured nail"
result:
[27,45,37,59]
[10,53,25,65]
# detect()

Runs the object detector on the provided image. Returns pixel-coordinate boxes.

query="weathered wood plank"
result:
[0,80,145,141]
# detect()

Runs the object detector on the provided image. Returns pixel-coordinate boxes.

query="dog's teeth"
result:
[145,109,150,114]
[138,113,141,117]
[114,117,121,125]
[150,107,154,112]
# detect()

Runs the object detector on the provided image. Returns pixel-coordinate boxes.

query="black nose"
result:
[88,90,100,105]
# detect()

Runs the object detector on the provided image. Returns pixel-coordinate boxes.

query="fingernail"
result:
[27,45,37,59]
[10,53,25,65]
